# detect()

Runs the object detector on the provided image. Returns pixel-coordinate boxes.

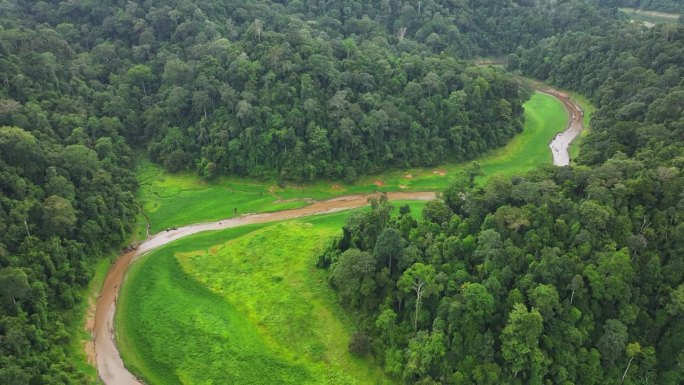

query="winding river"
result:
[88,87,583,385]
[541,86,585,166]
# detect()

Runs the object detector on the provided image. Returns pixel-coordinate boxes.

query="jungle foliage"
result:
[0,0,586,382]
[321,11,684,385]
[321,166,684,384]
[0,0,679,384]
[1,0,610,181]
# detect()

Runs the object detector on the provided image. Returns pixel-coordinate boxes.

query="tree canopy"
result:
[1,0,683,384]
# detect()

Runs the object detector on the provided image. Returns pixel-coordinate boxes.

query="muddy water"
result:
[90,191,435,384]
[541,88,585,166]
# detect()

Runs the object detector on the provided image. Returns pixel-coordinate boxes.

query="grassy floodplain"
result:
[117,210,401,385]
[115,90,572,384]
[620,7,681,25]
[138,92,568,233]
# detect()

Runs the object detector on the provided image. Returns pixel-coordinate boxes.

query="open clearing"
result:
[138,92,568,233]
[116,211,396,385]
[620,7,680,26]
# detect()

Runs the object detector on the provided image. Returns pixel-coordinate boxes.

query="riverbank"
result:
[91,191,435,384]
[87,86,583,384]
[540,87,585,166]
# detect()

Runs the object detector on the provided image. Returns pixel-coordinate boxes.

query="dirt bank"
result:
[536,86,585,166]
[89,191,435,384]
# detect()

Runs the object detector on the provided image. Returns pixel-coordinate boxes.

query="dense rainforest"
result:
[0,0,610,181]
[0,0,681,384]
[0,1,607,383]
[321,19,684,385]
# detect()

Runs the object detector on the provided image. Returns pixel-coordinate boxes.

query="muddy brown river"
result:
[89,86,583,384]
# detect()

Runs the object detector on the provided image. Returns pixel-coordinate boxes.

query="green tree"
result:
[398,263,441,331]
[373,227,404,274]
[0,267,30,312]
[529,284,560,320]
[598,319,628,366]
[42,195,77,236]
[621,342,641,383]
[422,199,453,225]
[501,303,545,381]
[404,330,446,379]
[330,249,376,307]
[125,64,154,96]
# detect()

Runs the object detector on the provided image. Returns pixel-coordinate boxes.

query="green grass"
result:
[137,160,311,233]
[620,7,680,25]
[117,212,393,385]
[477,92,567,178]
[138,92,568,233]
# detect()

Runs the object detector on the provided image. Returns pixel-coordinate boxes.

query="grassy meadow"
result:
[620,7,680,25]
[138,92,569,233]
[116,211,397,385]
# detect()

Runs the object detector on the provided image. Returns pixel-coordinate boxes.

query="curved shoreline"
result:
[88,85,584,384]
[540,87,585,166]
[90,192,435,384]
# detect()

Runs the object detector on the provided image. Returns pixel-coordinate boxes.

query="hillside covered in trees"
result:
[321,19,684,385]
[0,0,610,182]
[0,1,609,383]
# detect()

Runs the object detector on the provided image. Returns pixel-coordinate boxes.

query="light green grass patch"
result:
[117,213,392,385]
[476,92,567,178]
[619,7,680,25]
[137,158,313,233]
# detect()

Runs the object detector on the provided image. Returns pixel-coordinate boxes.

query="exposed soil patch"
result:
[433,170,446,176]
[273,197,316,204]
[91,249,143,385]
[399,185,408,190]
[475,57,508,67]
[374,180,385,187]
[330,184,342,190]
[84,340,95,366]
[403,174,413,179]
